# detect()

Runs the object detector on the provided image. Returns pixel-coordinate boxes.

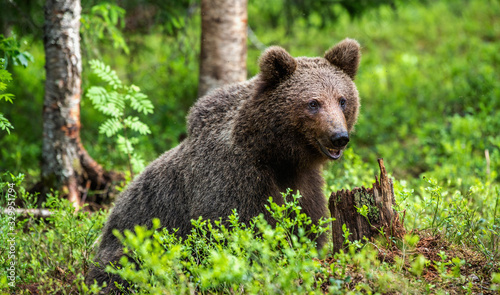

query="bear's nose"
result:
[331,132,349,148]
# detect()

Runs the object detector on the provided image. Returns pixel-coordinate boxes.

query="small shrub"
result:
[107,190,332,293]
[87,60,154,177]
[0,172,107,294]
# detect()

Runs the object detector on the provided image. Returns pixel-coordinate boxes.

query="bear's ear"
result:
[324,38,361,80]
[259,46,297,83]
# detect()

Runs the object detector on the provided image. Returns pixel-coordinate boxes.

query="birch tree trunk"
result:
[198,0,248,97]
[42,0,117,208]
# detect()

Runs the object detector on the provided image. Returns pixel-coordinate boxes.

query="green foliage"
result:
[0,172,107,294]
[0,177,496,294]
[410,254,427,277]
[0,35,33,135]
[107,191,328,293]
[87,60,154,176]
[249,0,400,34]
[141,0,198,36]
[391,176,500,261]
[492,272,500,291]
[0,35,33,69]
[103,190,404,294]
[324,149,376,193]
[0,61,13,102]
[0,59,15,134]
[81,3,129,56]
[0,42,43,177]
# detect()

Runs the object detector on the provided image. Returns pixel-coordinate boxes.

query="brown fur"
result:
[86,38,362,290]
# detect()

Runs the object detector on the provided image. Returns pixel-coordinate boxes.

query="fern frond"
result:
[0,64,15,134]
[130,154,145,174]
[0,68,14,102]
[108,91,126,111]
[87,60,154,175]
[86,86,109,105]
[89,59,122,90]
[117,135,134,154]
[124,116,151,135]
[88,87,124,118]
[101,103,124,118]
[99,118,122,137]
[129,91,154,115]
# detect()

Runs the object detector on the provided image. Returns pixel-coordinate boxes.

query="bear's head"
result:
[255,38,361,163]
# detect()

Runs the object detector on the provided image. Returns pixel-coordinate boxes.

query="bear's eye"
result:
[340,97,347,109]
[308,100,320,110]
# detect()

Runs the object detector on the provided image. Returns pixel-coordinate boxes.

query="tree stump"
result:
[329,158,405,252]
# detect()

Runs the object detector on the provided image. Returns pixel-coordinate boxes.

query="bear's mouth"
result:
[316,140,343,160]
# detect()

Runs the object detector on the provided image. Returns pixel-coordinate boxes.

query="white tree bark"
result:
[198,0,248,97]
[42,0,113,208]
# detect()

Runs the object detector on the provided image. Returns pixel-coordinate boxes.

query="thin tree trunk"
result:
[41,0,119,208]
[198,0,248,97]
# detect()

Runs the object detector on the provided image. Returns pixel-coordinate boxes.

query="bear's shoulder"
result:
[187,78,255,138]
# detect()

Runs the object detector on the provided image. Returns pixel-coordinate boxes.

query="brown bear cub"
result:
[87,38,361,289]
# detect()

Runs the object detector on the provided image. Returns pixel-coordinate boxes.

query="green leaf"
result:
[117,135,134,154]
[129,92,154,115]
[0,68,12,83]
[101,92,125,117]
[493,272,500,284]
[130,154,145,173]
[102,102,123,118]
[0,93,14,103]
[124,116,151,135]
[0,113,13,134]
[89,59,122,89]
[99,118,122,137]
[13,52,34,68]
[410,255,427,277]
[86,86,108,105]
[83,4,129,54]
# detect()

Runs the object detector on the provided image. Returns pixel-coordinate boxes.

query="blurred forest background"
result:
[0,0,499,293]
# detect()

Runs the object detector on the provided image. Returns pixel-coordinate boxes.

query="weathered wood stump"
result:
[329,158,405,252]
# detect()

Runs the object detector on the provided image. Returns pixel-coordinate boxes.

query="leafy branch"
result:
[0,59,14,134]
[81,3,130,55]
[0,34,33,134]
[87,60,154,177]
